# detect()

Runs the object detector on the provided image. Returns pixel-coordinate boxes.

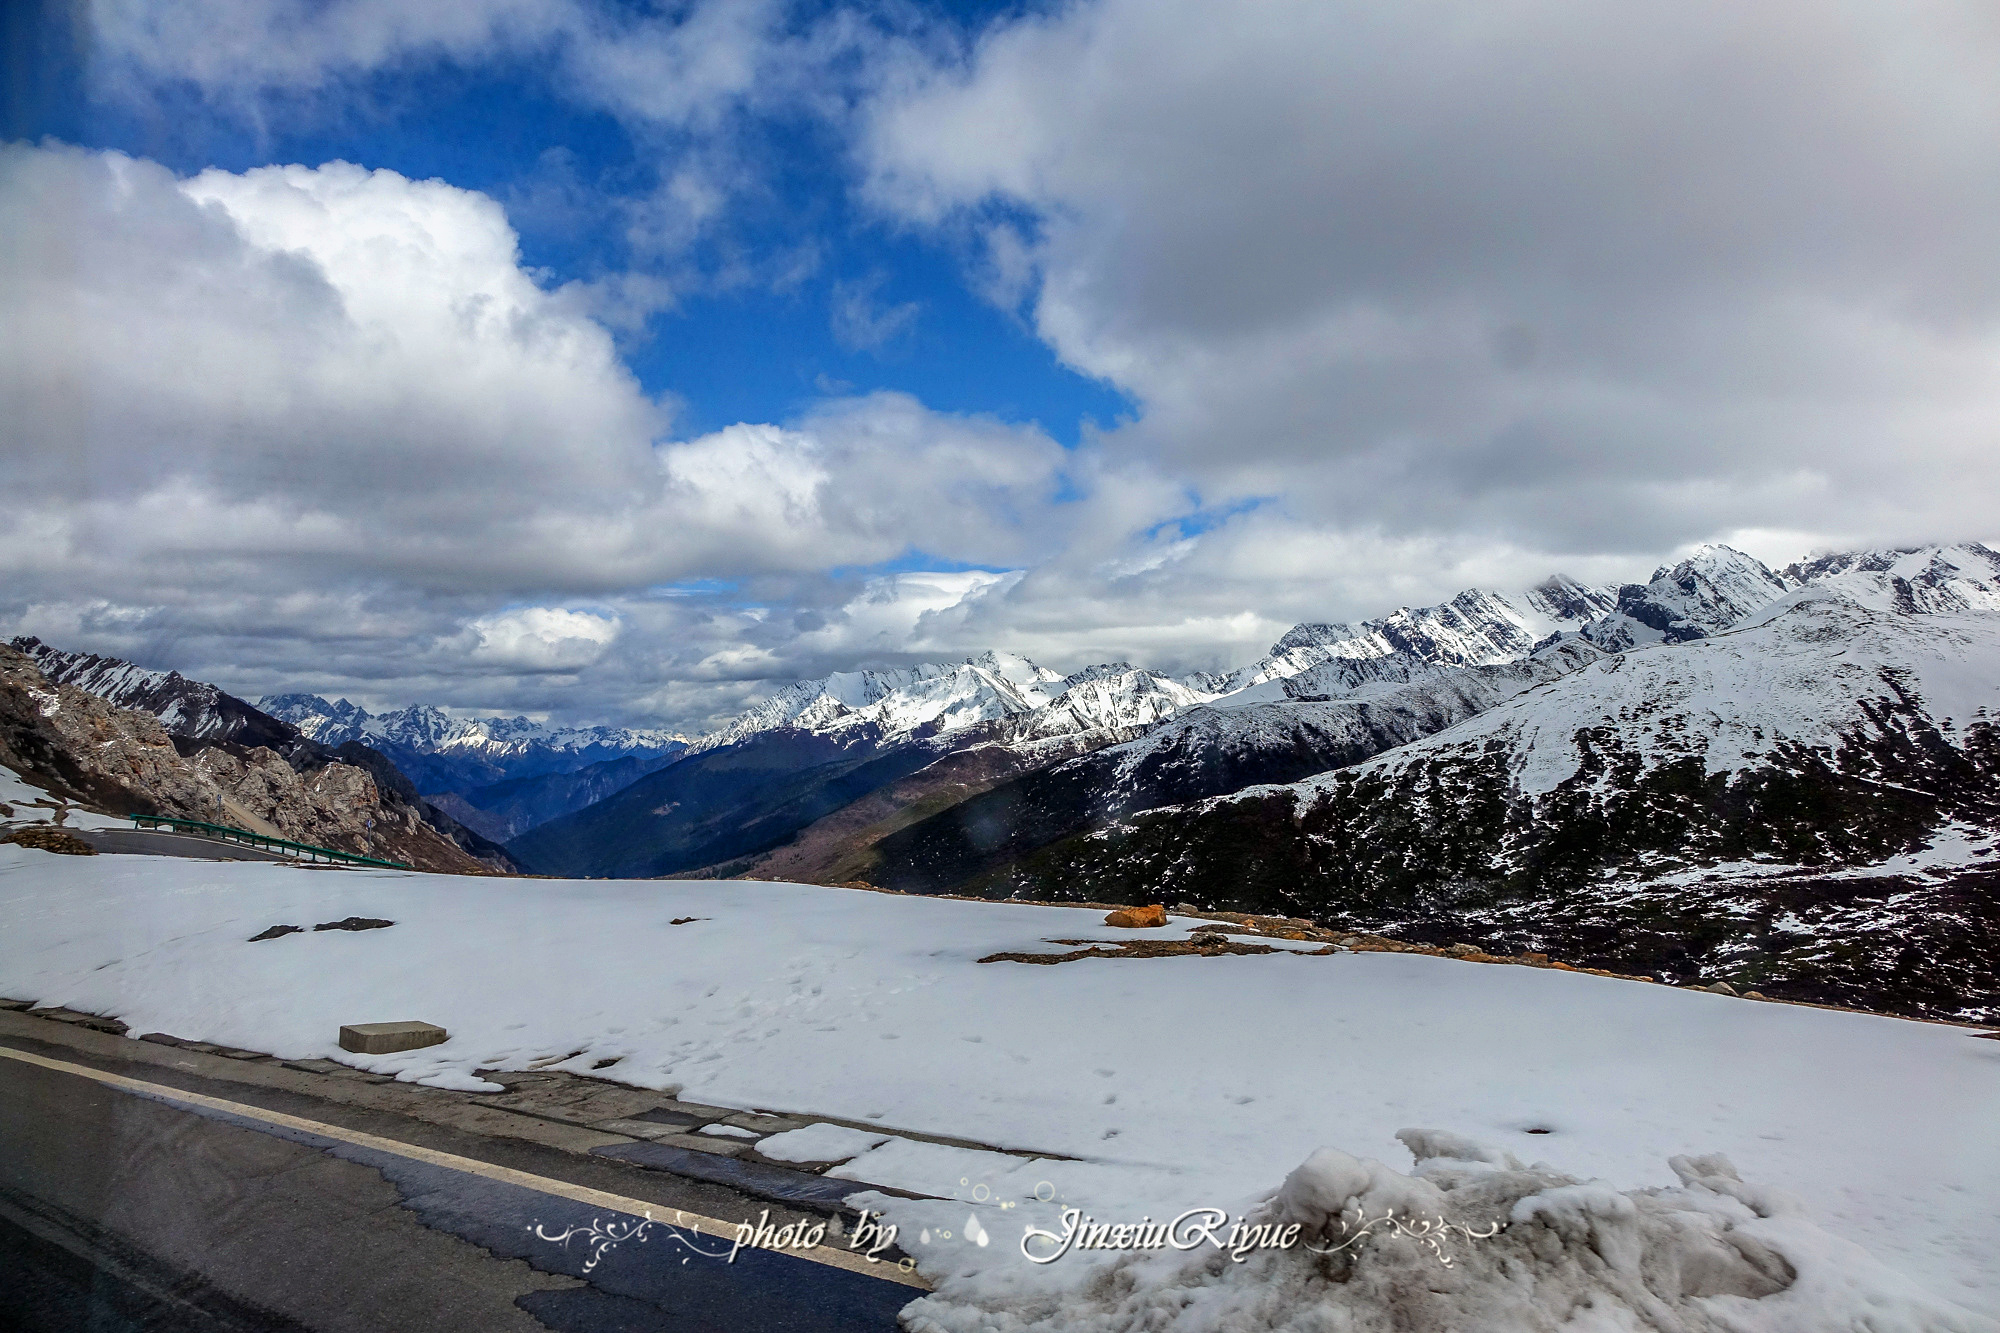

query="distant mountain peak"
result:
[1778,542,2000,617]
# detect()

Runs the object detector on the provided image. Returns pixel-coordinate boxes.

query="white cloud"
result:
[860,0,2000,556]
[466,606,621,671]
[0,142,1086,725]
[0,143,1071,586]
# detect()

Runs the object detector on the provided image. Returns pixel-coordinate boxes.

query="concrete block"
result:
[339,1020,447,1054]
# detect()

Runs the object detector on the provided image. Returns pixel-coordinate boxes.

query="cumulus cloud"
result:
[0,142,1080,724]
[465,607,621,671]
[860,0,2000,555]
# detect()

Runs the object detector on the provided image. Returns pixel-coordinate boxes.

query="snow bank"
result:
[895,1135,1993,1333]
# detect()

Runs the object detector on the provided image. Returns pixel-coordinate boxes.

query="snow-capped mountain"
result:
[1781,542,2000,616]
[1573,543,1794,652]
[687,651,1069,753]
[957,588,2000,1020]
[1218,581,1616,692]
[1306,588,1998,806]
[673,542,1872,763]
[867,640,1610,897]
[262,694,684,759]
[258,694,686,792]
[542,548,1765,883]
[681,580,1623,760]
[511,653,1223,879]
[12,638,298,750]
[686,650,1216,757]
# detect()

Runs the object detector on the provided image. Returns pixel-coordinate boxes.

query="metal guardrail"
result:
[127,815,412,870]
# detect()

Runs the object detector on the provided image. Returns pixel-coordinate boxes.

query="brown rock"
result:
[1,826,97,855]
[1104,903,1168,929]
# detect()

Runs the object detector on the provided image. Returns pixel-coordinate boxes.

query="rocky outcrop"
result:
[0,645,492,874]
[2,826,97,855]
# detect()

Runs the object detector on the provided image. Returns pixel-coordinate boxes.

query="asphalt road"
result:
[69,829,299,863]
[0,1037,921,1333]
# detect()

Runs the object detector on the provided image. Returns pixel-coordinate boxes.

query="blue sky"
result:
[4,0,1995,728]
[9,0,1129,443]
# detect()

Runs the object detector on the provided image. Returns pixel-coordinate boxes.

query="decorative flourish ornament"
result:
[1304,1209,1505,1268]
[531,1211,732,1272]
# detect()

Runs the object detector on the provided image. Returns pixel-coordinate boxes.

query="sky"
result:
[3,0,1997,732]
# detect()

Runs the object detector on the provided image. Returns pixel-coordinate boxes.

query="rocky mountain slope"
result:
[11,638,303,749]
[12,639,522,871]
[948,590,2000,1020]
[0,644,496,873]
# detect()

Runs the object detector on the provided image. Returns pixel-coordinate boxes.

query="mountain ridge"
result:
[936,588,2000,1020]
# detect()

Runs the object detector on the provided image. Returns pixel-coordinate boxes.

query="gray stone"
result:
[588,1118,691,1141]
[646,1131,751,1157]
[722,1110,809,1133]
[339,1020,447,1054]
[625,1104,721,1128]
[1706,981,1739,997]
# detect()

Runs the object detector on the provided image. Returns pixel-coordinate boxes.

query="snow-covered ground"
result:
[0,765,131,830]
[2,851,1994,1330]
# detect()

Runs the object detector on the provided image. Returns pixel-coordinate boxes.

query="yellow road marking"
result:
[0,1044,930,1290]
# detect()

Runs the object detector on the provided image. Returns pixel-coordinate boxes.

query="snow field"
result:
[1,851,1993,1328]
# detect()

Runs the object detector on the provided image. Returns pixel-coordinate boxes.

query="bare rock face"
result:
[0,643,204,816]
[190,744,407,856]
[0,645,488,874]
[1105,903,1168,928]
